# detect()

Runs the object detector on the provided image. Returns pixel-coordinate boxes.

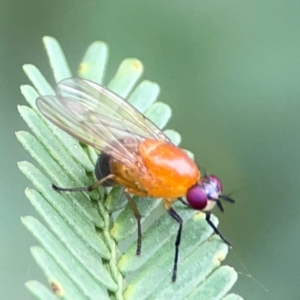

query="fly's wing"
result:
[36,78,171,165]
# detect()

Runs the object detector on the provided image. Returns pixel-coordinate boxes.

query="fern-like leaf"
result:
[18,36,242,300]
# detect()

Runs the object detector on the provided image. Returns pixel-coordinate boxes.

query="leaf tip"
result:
[17,104,27,113]
[20,84,27,92]
[42,36,58,47]
[17,160,29,171]
[22,64,33,72]
[126,58,144,73]
[215,248,229,264]
[49,280,64,297]
[42,35,53,42]
[20,215,32,226]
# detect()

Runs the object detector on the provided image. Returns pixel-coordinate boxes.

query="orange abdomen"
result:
[139,139,200,198]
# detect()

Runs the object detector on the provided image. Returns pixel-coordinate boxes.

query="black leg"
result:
[125,192,142,255]
[205,212,232,247]
[52,174,114,192]
[178,197,189,207]
[168,207,183,282]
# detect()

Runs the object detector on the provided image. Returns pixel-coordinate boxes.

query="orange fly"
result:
[36,78,234,282]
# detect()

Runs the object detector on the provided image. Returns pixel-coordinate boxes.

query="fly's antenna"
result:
[219,194,235,203]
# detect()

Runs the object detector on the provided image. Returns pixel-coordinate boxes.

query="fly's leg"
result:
[125,192,142,255]
[205,212,232,247]
[167,206,183,282]
[178,197,189,207]
[52,174,114,192]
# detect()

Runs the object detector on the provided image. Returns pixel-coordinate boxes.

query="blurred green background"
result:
[1,1,300,299]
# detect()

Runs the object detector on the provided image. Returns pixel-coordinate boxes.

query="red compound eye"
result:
[186,185,207,210]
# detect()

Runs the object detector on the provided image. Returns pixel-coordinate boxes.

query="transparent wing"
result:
[36,78,170,165]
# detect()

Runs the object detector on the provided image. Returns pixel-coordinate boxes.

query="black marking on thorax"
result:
[94,137,141,186]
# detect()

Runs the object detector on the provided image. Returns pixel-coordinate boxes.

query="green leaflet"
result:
[18,36,241,300]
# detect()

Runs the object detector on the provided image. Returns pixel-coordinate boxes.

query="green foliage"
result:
[18,36,241,300]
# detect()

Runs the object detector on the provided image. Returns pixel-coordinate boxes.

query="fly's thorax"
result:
[138,139,200,198]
